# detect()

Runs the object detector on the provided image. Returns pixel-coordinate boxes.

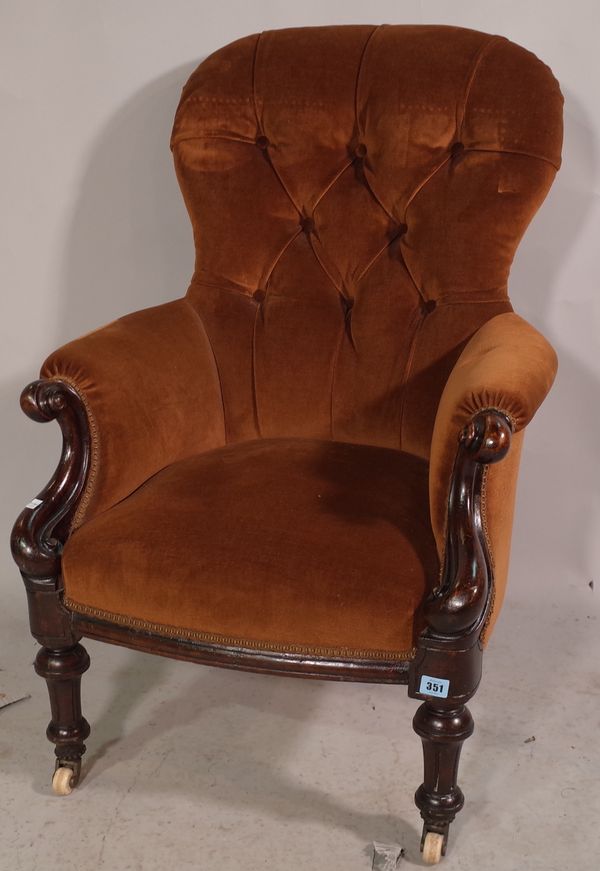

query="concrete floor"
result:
[1,566,599,871]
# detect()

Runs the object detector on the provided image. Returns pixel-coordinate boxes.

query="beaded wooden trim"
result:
[64,598,416,661]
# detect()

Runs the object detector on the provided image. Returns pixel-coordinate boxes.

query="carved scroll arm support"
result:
[424,408,513,638]
[409,409,513,704]
[11,379,91,587]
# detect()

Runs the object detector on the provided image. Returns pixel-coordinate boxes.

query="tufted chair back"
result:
[171,24,563,457]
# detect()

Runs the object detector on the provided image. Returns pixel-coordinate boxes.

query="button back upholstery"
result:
[171,24,562,453]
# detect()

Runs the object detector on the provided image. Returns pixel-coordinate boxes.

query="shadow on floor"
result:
[82,648,422,862]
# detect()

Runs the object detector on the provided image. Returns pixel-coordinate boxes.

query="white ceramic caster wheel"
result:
[52,766,75,796]
[422,832,444,864]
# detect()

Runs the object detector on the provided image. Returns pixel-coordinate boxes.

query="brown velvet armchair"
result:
[11,25,562,864]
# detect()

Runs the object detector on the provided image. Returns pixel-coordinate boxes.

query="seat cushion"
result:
[62,438,438,659]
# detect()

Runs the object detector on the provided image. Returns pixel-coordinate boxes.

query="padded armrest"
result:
[428,312,558,639]
[41,299,225,527]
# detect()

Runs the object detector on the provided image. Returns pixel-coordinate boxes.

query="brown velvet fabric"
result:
[38,25,562,652]
[429,313,558,641]
[42,299,225,525]
[62,439,437,657]
[172,24,562,452]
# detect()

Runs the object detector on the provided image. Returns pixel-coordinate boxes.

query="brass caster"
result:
[422,831,444,864]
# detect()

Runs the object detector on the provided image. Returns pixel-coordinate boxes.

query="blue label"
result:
[419,675,450,698]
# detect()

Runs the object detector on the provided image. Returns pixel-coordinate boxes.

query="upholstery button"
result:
[256,135,270,149]
[355,142,367,158]
[300,216,315,234]
[397,223,408,236]
[450,141,464,157]
[253,289,266,303]
[421,299,436,315]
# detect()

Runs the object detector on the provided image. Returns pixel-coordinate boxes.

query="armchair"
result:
[11,24,562,864]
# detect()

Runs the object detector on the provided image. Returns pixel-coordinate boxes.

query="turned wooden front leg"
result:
[413,702,474,853]
[35,643,91,784]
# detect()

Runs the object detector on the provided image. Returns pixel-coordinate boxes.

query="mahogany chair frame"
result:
[11,376,512,859]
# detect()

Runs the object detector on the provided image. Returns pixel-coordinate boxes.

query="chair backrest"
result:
[171,24,562,455]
